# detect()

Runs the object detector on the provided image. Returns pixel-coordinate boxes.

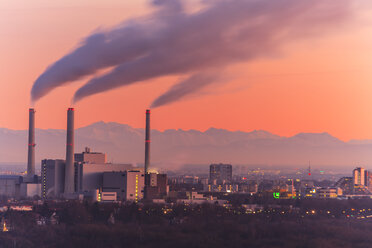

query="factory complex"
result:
[0,108,168,202]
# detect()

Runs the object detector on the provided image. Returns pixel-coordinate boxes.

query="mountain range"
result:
[0,121,371,169]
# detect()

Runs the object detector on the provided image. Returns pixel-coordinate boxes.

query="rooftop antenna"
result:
[308,161,311,176]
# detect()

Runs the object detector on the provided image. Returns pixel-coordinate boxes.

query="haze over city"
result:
[2,1,372,247]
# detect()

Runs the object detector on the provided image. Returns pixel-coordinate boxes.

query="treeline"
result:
[1,200,372,248]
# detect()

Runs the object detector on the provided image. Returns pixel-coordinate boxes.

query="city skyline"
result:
[2,1,372,247]
[0,0,371,141]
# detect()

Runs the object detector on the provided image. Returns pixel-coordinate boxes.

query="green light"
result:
[273,192,280,199]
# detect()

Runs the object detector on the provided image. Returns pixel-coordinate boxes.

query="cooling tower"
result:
[144,109,151,176]
[27,108,36,179]
[64,108,75,194]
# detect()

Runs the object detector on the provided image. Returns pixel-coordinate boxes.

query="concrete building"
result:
[0,176,22,197]
[145,173,168,199]
[41,147,134,199]
[102,172,127,200]
[20,183,41,198]
[124,169,145,202]
[76,163,133,192]
[210,163,232,184]
[75,147,106,164]
[41,159,65,198]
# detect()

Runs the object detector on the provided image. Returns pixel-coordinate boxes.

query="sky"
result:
[0,0,372,141]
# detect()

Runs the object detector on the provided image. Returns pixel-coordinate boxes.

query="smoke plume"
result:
[31,0,354,107]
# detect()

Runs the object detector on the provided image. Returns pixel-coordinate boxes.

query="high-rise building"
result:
[210,163,232,184]
[367,172,372,192]
[353,167,365,186]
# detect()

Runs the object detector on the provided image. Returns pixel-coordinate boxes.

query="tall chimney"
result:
[64,108,75,194]
[27,108,35,180]
[144,109,151,176]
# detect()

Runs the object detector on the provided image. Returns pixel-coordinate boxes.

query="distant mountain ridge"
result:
[0,122,371,168]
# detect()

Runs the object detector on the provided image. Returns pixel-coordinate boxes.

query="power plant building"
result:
[101,169,145,201]
[20,183,42,198]
[41,159,65,198]
[124,169,145,202]
[76,163,133,192]
[145,173,168,200]
[75,147,106,164]
[17,107,164,202]
[0,176,22,197]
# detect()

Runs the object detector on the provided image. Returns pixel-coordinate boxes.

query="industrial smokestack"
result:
[27,108,35,180]
[64,108,75,194]
[144,109,150,176]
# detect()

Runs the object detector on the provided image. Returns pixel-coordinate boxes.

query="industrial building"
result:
[37,108,155,202]
[123,169,145,202]
[20,183,42,198]
[0,107,166,202]
[102,169,145,201]
[145,173,168,200]
[76,162,134,192]
[41,150,136,199]
[41,159,65,198]
[0,176,22,197]
[75,147,107,164]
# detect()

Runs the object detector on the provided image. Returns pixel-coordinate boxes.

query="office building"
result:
[210,163,232,184]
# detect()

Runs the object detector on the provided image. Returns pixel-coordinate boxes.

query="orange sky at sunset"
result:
[0,0,372,141]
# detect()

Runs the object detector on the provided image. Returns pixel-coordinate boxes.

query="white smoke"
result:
[31,0,355,107]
